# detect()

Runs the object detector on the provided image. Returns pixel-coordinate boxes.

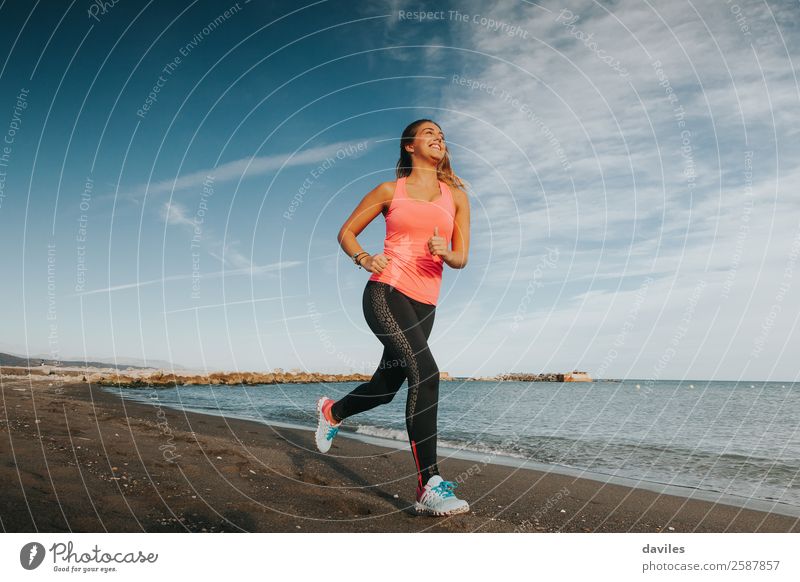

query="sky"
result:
[0,0,798,381]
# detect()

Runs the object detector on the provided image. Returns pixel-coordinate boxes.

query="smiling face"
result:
[406,121,446,163]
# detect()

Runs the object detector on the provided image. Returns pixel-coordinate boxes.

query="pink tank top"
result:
[368,177,456,305]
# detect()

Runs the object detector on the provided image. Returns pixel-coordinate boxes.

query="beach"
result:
[1,376,797,533]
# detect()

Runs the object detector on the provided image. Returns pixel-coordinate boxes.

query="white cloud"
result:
[127,137,378,200]
[422,0,799,378]
[73,261,303,297]
[161,201,194,227]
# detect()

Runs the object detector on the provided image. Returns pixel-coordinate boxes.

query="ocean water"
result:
[103,379,800,512]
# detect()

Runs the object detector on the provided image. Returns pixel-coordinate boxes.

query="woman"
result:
[315,119,471,516]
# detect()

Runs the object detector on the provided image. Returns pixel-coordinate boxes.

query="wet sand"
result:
[1,377,797,533]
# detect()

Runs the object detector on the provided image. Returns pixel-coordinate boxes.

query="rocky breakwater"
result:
[92,370,376,388]
[97,370,459,387]
[2,366,458,387]
[466,372,568,382]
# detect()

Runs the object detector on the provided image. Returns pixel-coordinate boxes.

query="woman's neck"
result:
[407,165,439,188]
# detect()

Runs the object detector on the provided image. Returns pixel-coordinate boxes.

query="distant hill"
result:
[30,353,183,370]
[0,352,32,367]
[0,352,159,370]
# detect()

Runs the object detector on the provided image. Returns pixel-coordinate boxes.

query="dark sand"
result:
[1,377,797,533]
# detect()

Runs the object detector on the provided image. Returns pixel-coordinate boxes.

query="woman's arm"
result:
[337,182,393,269]
[442,186,470,269]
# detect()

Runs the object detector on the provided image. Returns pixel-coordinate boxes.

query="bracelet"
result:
[356,253,370,269]
[353,251,369,267]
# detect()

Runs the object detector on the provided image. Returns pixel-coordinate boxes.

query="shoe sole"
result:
[414,502,470,517]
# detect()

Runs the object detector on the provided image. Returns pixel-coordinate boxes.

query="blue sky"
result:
[1,0,798,380]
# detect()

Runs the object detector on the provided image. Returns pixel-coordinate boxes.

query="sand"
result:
[1,376,797,533]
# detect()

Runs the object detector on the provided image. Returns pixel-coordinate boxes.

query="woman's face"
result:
[409,122,446,163]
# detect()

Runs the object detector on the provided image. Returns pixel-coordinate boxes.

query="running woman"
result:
[315,119,471,516]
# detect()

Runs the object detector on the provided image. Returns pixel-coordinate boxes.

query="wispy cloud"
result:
[160,199,258,270]
[126,138,377,201]
[439,0,798,276]
[154,137,379,271]
[421,0,800,378]
[161,200,194,227]
[73,260,303,297]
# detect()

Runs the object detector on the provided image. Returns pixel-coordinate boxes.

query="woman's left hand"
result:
[428,226,450,261]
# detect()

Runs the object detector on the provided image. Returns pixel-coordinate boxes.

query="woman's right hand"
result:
[361,253,391,274]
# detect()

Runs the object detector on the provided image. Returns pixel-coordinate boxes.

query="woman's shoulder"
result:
[374,181,397,201]
[364,181,398,214]
[448,184,468,198]
[446,183,469,208]
[364,181,396,200]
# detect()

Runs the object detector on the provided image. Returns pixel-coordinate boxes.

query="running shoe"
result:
[314,396,341,453]
[415,475,470,516]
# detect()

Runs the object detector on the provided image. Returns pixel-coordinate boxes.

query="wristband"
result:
[353,251,369,267]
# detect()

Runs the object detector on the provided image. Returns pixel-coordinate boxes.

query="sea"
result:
[103,379,800,516]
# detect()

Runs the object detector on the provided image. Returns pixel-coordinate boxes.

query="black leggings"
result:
[331,280,440,488]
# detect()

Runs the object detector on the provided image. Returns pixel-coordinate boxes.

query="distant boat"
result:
[564,370,592,382]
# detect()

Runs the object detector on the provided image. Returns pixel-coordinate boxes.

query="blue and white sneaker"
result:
[415,475,470,516]
[314,396,341,453]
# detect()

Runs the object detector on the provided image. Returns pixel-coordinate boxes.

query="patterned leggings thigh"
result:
[331,280,440,488]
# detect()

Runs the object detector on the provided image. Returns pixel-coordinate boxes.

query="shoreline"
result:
[1,377,797,532]
[105,386,800,520]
